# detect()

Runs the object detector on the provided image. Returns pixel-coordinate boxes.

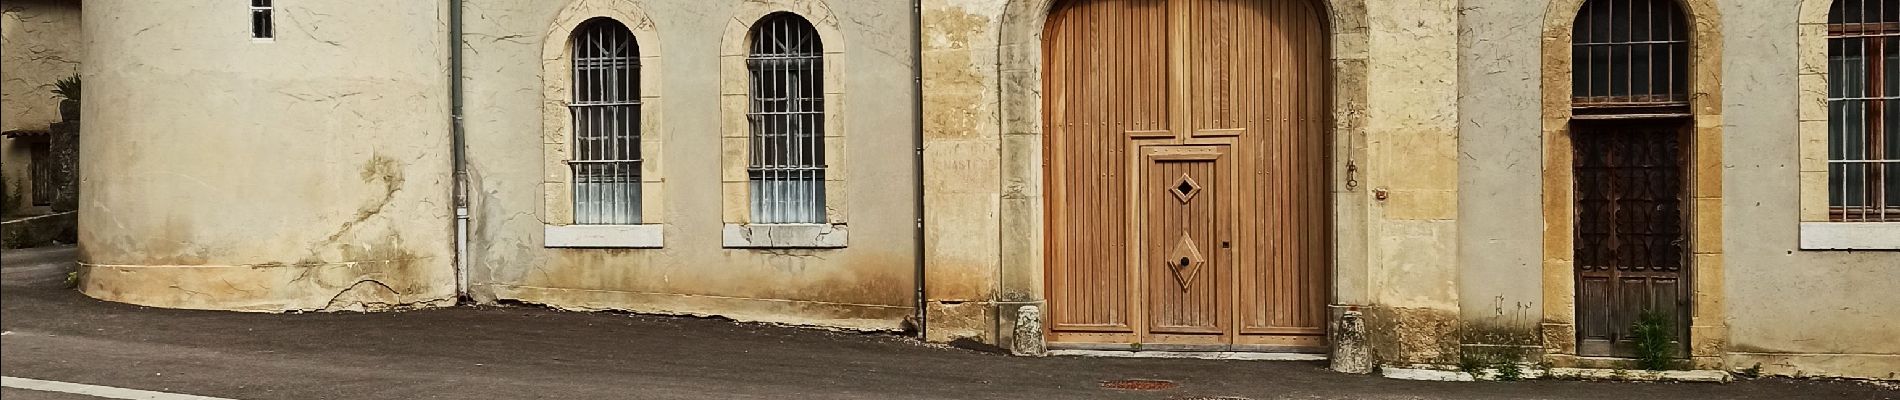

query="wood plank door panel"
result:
[1190,0,1331,340]
[1142,146,1231,339]
[1042,0,1169,335]
[1572,121,1691,358]
[1044,0,1329,351]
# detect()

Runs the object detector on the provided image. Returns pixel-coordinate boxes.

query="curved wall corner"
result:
[75,0,455,311]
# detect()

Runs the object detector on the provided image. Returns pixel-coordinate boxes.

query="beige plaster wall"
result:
[76,0,456,311]
[1457,0,1898,379]
[0,0,81,214]
[1454,0,1546,348]
[459,0,919,331]
[1717,0,1900,380]
[1356,0,1463,365]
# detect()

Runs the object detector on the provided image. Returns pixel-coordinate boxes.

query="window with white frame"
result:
[746,13,826,224]
[1828,0,1900,222]
[250,0,273,39]
[570,18,642,225]
[251,0,273,40]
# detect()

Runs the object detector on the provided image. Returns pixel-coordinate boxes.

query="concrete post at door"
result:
[1011,305,1046,356]
[1330,306,1373,373]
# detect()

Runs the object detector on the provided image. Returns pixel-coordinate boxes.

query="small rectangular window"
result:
[251,0,273,40]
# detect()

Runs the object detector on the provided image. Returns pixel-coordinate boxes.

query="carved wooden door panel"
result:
[1572,121,1691,358]
[1142,146,1232,345]
[1043,0,1329,351]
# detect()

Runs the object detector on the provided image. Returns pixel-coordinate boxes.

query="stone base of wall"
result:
[1366,306,1462,366]
[78,259,454,312]
[488,284,911,333]
[1726,352,1900,381]
[1,211,75,249]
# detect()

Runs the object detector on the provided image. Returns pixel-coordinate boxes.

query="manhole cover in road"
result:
[1100,379,1179,391]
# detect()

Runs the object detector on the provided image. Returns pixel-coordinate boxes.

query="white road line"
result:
[1,377,236,400]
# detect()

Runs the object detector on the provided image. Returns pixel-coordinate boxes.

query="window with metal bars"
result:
[251,0,273,40]
[1828,0,1900,222]
[1571,0,1689,116]
[746,13,826,224]
[569,18,642,225]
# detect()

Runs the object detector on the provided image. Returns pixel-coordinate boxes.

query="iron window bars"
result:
[250,0,273,40]
[746,13,827,224]
[570,18,643,225]
[1571,0,1690,117]
[1828,0,1900,222]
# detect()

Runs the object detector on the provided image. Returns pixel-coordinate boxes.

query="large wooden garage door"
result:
[1042,0,1330,352]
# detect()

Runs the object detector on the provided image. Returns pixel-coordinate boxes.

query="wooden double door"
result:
[1042,0,1330,352]
[1571,120,1692,358]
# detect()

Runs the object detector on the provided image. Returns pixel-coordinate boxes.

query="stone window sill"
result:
[722,223,848,249]
[1799,222,1900,250]
[544,224,664,248]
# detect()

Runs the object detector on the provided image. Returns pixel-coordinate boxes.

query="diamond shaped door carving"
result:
[1170,174,1202,203]
[1166,232,1206,289]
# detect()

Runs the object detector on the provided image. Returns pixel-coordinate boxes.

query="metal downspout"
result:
[911,0,929,339]
[449,0,470,300]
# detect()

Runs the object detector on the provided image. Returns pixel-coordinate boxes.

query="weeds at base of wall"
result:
[1631,308,1683,371]
[1457,352,1535,381]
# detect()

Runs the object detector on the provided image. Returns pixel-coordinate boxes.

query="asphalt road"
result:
[2,245,1893,399]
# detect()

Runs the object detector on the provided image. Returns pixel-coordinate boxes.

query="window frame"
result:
[744,12,828,225]
[717,4,849,249]
[539,5,667,249]
[1825,6,1900,222]
[250,0,273,41]
[568,18,644,226]
[1797,0,1900,250]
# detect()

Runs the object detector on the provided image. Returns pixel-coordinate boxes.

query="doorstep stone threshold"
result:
[1046,349,1328,361]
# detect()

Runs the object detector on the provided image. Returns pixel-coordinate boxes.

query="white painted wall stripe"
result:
[2,376,236,400]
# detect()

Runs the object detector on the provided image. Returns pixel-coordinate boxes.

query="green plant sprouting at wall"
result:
[1631,308,1678,370]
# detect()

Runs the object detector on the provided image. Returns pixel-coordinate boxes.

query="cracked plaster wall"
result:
[75,0,456,312]
[1,0,81,215]
[458,0,919,331]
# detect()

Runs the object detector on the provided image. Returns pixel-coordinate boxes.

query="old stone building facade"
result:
[27,0,1897,380]
[1,0,83,217]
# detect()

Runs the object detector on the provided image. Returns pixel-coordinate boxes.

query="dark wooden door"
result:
[1572,120,1691,358]
[1043,0,1329,351]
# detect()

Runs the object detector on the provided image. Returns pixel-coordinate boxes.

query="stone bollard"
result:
[1331,307,1373,374]
[1011,305,1046,356]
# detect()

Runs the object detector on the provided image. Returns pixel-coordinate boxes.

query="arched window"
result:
[570,18,641,224]
[1827,0,1899,222]
[746,13,826,224]
[1571,0,1690,115]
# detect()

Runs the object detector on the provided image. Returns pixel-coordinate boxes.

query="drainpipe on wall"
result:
[449,0,470,300]
[911,0,929,339]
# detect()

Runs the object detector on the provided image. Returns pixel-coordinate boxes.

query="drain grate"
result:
[1100,379,1179,391]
